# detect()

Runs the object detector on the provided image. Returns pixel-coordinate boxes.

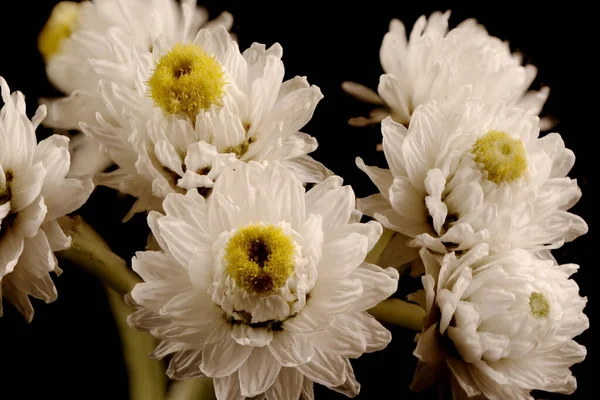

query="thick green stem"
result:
[57,216,165,399]
[56,216,141,296]
[365,227,395,265]
[369,299,425,331]
[106,288,166,400]
[167,379,216,400]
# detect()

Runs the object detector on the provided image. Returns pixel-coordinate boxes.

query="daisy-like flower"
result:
[342,11,549,130]
[411,244,588,399]
[127,161,398,399]
[74,25,330,216]
[38,0,233,177]
[357,96,587,266]
[0,78,94,321]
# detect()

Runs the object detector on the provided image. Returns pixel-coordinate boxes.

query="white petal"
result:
[9,162,46,213]
[311,317,366,358]
[34,135,70,183]
[14,231,55,278]
[166,349,205,379]
[349,264,399,312]
[214,374,244,400]
[355,157,393,200]
[318,233,368,280]
[279,155,332,184]
[41,220,71,252]
[266,367,304,400]
[329,359,360,397]
[201,322,253,378]
[162,192,207,233]
[15,193,46,239]
[308,184,355,231]
[381,117,408,176]
[0,228,24,278]
[309,278,363,317]
[232,324,273,347]
[43,177,94,221]
[156,215,211,269]
[300,378,314,400]
[268,331,314,367]
[352,312,392,353]
[341,81,385,105]
[297,350,347,387]
[389,176,427,221]
[238,347,281,397]
[378,74,410,123]
[402,104,445,192]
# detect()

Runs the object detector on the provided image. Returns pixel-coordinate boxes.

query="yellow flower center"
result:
[225,224,295,294]
[472,130,527,183]
[529,292,550,318]
[38,1,80,61]
[148,43,226,121]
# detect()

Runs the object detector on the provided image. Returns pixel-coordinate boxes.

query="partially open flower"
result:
[357,96,586,267]
[411,244,588,399]
[342,11,549,131]
[0,78,93,321]
[127,161,398,399]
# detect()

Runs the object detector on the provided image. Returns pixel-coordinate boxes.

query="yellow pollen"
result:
[148,43,226,121]
[225,224,295,294]
[472,130,527,183]
[38,1,80,61]
[529,292,550,318]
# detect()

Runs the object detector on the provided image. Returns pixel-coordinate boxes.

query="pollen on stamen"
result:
[471,130,528,183]
[224,224,295,294]
[38,1,80,61]
[148,43,226,121]
[529,292,550,319]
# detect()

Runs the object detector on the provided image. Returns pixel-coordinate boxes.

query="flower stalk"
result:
[167,379,216,400]
[56,216,141,295]
[368,299,425,331]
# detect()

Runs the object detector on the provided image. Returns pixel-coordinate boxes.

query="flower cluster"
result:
[0,2,588,400]
[352,11,589,400]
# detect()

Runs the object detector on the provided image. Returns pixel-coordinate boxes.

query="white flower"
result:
[411,244,588,399]
[342,11,549,130]
[127,161,398,399]
[0,78,94,321]
[39,0,233,177]
[74,25,330,217]
[357,97,587,267]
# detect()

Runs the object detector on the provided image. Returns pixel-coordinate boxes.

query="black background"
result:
[0,1,595,399]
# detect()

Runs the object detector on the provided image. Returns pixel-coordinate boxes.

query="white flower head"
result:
[75,24,331,217]
[0,78,94,321]
[357,97,587,266]
[343,11,549,129]
[128,161,398,399]
[39,0,234,177]
[411,244,588,399]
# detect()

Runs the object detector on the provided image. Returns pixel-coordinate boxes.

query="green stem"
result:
[106,287,166,400]
[365,227,395,265]
[369,299,425,331]
[56,216,141,296]
[167,379,216,400]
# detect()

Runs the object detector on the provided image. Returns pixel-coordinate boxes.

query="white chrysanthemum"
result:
[73,25,330,216]
[411,244,588,399]
[39,0,233,177]
[127,161,398,399]
[357,97,587,266]
[0,78,94,321]
[342,11,549,130]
